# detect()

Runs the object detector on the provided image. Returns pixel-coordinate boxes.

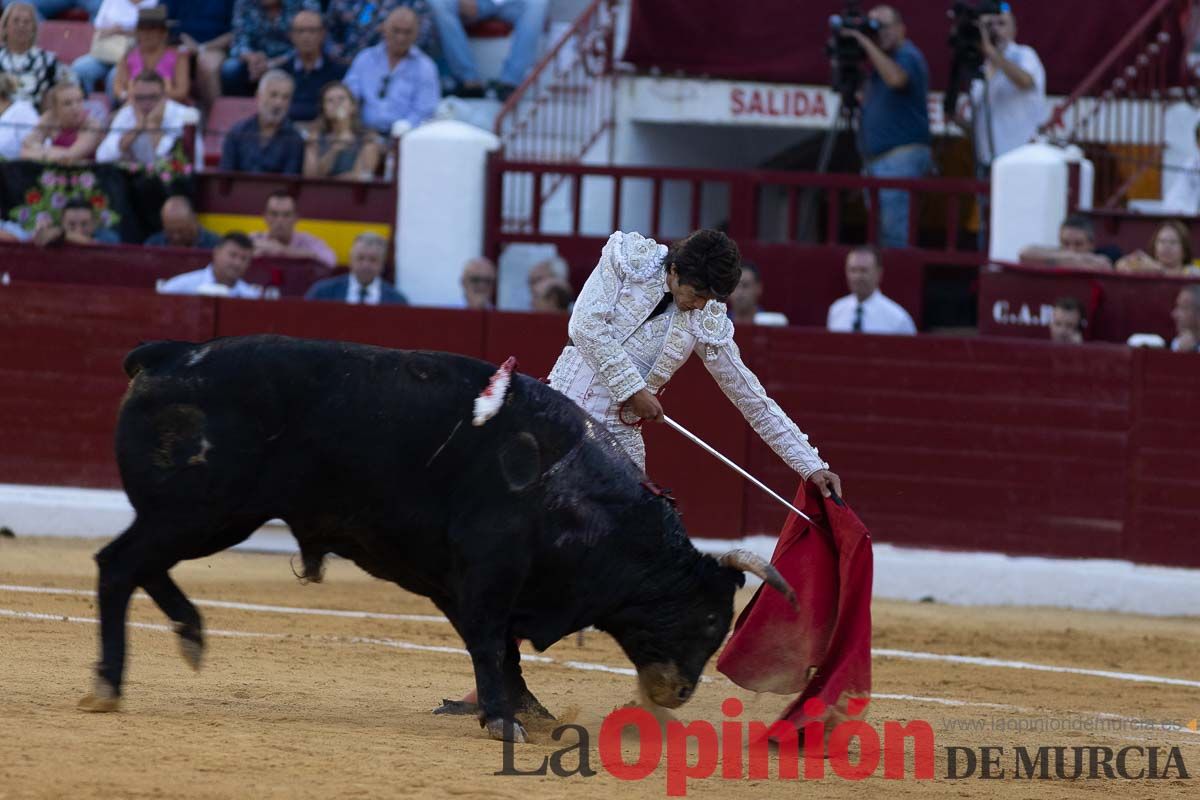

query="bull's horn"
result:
[718,549,798,608]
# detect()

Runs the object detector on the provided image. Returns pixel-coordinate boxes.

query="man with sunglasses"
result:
[343,6,439,135]
[95,71,190,166]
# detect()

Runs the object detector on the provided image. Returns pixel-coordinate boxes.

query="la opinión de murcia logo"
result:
[497,697,1192,795]
[498,697,936,795]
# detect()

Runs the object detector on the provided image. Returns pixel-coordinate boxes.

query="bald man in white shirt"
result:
[827,246,917,335]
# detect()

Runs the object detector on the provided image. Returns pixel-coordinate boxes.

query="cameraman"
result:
[840,6,932,249]
[966,3,1046,167]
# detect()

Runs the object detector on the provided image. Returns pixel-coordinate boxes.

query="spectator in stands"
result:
[0,70,39,158]
[162,235,265,296]
[840,5,931,249]
[458,256,495,309]
[1163,121,1200,215]
[159,231,262,297]
[69,0,149,95]
[0,2,69,108]
[32,196,119,245]
[250,189,336,266]
[0,218,30,239]
[170,0,237,111]
[525,255,565,306]
[530,278,571,313]
[96,70,188,164]
[144,194,221,248]
[343,7,438,135]
[283,10,343,121]
[1049,296,1084,345]
[1115,220,1200,277]
[965,4,1046,168]
[1170,284,1200,353]
[827,245,916,335]
[219,68,304,173]
[19,81,102,162]
[1018,214,1117,270]
[303,81,380,179]
[110,6,187,104]
[728,262,789,326]
[428,0,546,100]
[324,0,432,64]
[222,0,319,97]
[305,231,408,304]
[4,1,101,21]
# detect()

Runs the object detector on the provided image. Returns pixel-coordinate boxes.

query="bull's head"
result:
[603,549,795,709]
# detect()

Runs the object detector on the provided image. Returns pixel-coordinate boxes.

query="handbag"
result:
[88,31,133,65]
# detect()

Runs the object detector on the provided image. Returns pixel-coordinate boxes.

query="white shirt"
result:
[827,289,917,335]
[344,277,382,304]
[1162,152,1200,215]
[94,0,158,31]
[95,99,190,165]
[158,265,263,299]
[969,41,1047,164]
[0,99,39,160]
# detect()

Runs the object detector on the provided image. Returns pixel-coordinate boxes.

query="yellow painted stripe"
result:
[198,213,392,265]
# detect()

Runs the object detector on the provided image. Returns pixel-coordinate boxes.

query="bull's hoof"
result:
[518,699,555,721]
[432,698,479,716]
[174,622,204,671]
[485,718,528,744]
[77,677,120,713]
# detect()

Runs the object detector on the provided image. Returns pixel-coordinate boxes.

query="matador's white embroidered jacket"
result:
[547,231,829,476]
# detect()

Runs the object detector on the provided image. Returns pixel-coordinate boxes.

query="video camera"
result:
[826,0,880,108]
[943,0,1004,118]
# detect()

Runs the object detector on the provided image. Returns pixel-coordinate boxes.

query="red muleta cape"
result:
[716,481,873,728]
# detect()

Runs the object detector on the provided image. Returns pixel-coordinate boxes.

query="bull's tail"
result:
[122,341,196,379]
[472,356,518,426]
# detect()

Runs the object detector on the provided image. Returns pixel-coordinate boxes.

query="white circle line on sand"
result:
[873,648,1200,689]
[4,583,1199,690]
[0,583,447,624]
[3,607,1196,743]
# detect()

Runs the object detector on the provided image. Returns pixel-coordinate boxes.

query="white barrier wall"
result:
[396,121,500,306]
[989,142,1094,263]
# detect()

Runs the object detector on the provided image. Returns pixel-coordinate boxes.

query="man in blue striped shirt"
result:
[343,7,440,135]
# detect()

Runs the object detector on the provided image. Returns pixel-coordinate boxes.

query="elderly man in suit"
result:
[305,231,408,304]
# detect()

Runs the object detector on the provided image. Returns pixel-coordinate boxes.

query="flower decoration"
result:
[7,167,120,233]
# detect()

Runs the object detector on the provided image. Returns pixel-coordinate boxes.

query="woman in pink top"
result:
[20,82,103,164]
[113,7,189,105]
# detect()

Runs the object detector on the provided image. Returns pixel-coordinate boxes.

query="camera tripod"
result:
[797,94,861,243]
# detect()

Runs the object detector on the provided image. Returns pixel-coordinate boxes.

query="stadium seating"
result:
[36,20,92,66]
[202,96,258,168]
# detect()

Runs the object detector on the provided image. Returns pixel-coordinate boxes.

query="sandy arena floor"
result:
[1,535,1197,799]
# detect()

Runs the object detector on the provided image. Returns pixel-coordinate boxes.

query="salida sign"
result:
[730,87,830,120]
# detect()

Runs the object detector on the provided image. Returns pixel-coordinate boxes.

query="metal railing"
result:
[1041,0,1188,207]
[486,157,990,263]
[492,0,618,163]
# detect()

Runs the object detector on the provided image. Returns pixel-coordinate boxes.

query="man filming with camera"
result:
[839,6,932,250]
[964,2,1046,168]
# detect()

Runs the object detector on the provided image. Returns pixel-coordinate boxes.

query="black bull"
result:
[79,335,795,742]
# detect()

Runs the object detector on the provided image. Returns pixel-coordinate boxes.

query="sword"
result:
[662,415,837,529]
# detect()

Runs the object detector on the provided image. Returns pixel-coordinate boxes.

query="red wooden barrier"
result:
[213,297,487,357]
[1,283,1197,566]
[742,332,1138,562]
[978,261,1191,343]
[0,241,333,298]
[0,284,215,487]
